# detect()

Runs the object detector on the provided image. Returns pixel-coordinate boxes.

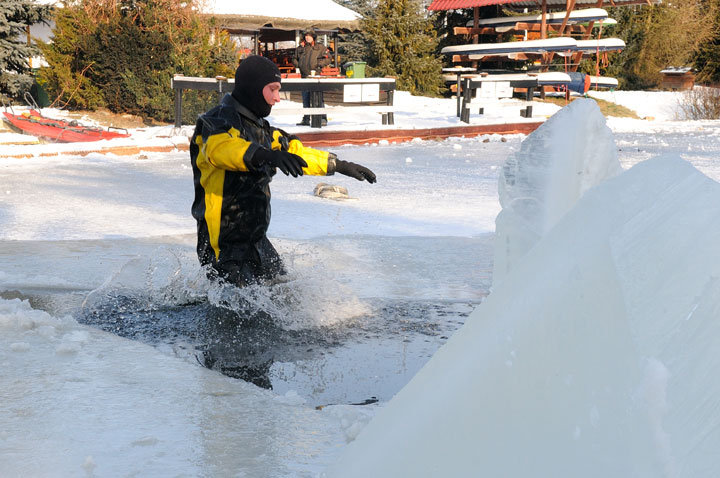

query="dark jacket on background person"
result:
[293,43,330,77]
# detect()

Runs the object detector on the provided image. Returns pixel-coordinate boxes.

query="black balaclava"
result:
[232,55,282,118]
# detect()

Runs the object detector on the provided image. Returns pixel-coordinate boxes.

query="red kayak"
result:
[2,110,130,142]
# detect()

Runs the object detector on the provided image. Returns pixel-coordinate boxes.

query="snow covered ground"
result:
[0,90,560,157]
[2,89,720,476]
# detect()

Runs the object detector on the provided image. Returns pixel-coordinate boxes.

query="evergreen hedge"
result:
[605,1,712,89]
[38,0,237,123]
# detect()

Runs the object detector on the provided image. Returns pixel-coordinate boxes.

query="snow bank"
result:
[493,98,622,285]
[589,90,683,121]
[0,297,345,476]
[327,105,720,477]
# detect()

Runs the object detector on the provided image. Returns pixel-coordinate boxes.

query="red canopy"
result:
[427,0,524,9]
[429,0,655,10]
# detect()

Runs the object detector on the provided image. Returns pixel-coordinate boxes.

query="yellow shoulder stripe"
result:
[205,127,253,172]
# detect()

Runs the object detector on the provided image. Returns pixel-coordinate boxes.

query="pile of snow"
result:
[0,296,350,477]
[327,100,720,477]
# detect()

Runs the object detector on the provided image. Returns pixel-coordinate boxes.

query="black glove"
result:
[335,159,377,183]
[251,148,307,177]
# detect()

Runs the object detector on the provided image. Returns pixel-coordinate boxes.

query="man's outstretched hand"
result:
[253,149,307,177]
[335,159,376,183]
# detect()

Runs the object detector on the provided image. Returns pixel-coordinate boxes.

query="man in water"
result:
[190,55,376,288]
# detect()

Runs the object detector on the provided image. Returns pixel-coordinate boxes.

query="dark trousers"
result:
[301,90,326,123]
[200,236,287,389]
[211,236,286,288]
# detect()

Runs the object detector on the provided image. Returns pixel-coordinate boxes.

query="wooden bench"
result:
[269,105,397,125]
[457,75,540,123]
[171,75,397,129]
[272,77,397,128]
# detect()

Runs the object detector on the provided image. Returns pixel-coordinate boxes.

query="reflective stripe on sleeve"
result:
[287,138,330,176]
[205,127,256,171]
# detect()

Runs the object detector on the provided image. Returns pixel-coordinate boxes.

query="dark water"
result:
[71,291,478,407]
[0,234,491,407]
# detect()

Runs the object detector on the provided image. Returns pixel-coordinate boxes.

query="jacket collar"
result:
[222,93,264,127]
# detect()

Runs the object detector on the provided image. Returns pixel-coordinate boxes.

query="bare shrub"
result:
[677,86,720,120]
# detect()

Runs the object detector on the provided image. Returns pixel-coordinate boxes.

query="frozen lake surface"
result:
[3,111,720,475]
[1,134,508,476]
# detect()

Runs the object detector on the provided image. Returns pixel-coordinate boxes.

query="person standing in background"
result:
[293,29,330,126]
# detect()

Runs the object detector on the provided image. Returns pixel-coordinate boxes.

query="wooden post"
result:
[544,0,576,70]
[216,76,226,104]
[334,32,339,67]
[570,0,604,72]
[461,78,472,123]
[558,0,576,36]
[541,0,547,39]
[472,7,480,68]
[26,26,33,69]
[386,89,395,125]
[174,86,182,128]
[473,7,480,44]
[456,72,463,117]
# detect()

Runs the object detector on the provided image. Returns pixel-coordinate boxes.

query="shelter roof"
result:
[200,0,362,32]
[428,0,523,8]
[428,0,657,10]
[660,67,694,75]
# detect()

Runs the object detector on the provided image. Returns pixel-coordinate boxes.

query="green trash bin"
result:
[344,61,366,79]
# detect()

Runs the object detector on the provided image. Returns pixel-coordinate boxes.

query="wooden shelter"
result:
[429,0,657,75]
[200,0,362,71]
[659,67,695,91]
[429,0,658,17]
[428,0,656,48]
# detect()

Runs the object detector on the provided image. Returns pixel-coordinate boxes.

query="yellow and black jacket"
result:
[190,93,336,280]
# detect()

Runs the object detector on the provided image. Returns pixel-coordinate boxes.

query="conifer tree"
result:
[38,0,236,122]
[0,0,53,99]
[695,0,720,84]
[362,0,445,96]
[337,0,371,63]
[606,1,711,89]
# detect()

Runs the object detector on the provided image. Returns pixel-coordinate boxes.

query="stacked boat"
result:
[443,8,622,93]
[442,36,625,60]
[466,8,616,33]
